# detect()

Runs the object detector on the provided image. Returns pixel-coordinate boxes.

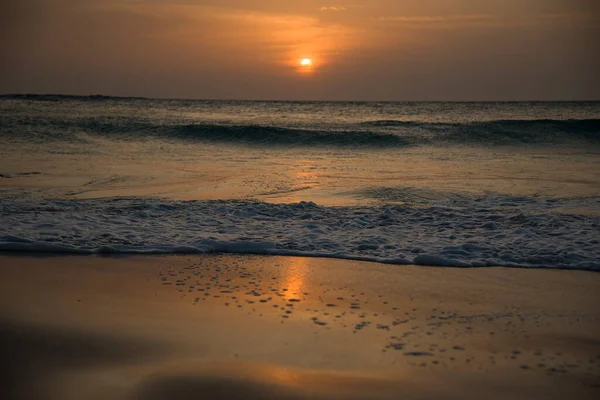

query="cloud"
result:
[319,6,347,12]
[377,14,494,23]
[376,12,600,26]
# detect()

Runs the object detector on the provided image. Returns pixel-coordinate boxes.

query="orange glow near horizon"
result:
[3,1,597,100]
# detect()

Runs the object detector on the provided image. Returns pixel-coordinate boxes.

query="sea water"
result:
[1,95,599,269]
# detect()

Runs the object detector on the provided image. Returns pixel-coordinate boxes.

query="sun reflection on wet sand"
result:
[280,256,309,302]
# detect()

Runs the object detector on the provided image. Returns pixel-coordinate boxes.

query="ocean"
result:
[1,95,599,270]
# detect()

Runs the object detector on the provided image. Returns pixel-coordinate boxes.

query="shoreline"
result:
[2,250,600,272]
[2,243,600,277]
[1,253,599,399]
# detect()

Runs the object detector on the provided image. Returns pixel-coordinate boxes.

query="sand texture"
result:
[1,254,599,399]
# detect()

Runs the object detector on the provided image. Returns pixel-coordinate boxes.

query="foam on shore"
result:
[1,198,598,270]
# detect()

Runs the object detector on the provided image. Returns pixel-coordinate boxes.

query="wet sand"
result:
[1,254,599,399]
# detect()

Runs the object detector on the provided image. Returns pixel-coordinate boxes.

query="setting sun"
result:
[300,58,312,66]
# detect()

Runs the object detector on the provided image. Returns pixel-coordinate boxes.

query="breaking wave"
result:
[1,198,598,271]
[2,116,599,147]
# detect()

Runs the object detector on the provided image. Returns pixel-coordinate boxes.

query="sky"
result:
[1,0,599,101]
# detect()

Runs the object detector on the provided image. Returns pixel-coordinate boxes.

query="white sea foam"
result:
[1,199,598,270]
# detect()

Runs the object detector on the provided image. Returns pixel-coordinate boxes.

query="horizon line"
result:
[1,93,599,103]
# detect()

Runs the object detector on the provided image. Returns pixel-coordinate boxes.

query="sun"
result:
[300,58,312,66]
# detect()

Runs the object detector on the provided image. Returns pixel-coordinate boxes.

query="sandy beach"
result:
[3,1,600,398]
[1,254,598,399]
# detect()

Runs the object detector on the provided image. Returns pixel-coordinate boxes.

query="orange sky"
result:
[1,0,599,100]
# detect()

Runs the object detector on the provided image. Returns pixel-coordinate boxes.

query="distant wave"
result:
[0,93,150,102]
[440,119,600,145]
[1,198,599,271]
[1,114,599,148]
[0,119,411,148]
[175,124,411,147]
[360,119,600,145]
[359,120,422,127]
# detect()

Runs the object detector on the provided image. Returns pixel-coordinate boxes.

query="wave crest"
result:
[2,114,599,147]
